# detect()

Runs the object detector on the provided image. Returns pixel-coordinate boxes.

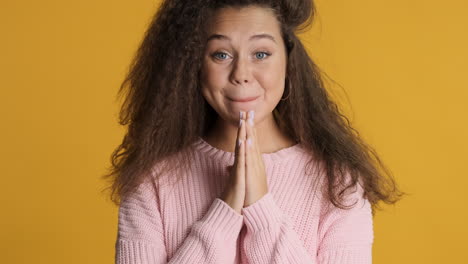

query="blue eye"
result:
[255,51,271,60]
[213,52,229,60]
[211,51,271,61]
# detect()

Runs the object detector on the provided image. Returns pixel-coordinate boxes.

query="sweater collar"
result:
[193,136,305,165]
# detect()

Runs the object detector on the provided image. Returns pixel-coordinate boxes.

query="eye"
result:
[212,52,230,61]
[211,51,271,61]
[255,51,271,60]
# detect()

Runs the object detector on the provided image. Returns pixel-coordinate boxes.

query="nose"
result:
[230,55,252,85]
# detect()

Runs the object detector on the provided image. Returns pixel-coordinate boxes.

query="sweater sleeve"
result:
[240,186,374,264]
[115,181,244,264]
[316,184,374,263]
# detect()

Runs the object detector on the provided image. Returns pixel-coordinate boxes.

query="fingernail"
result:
[239,111,244,120]
[247,138,252,146]
[248,110,254,119]
[238,138,243,146]
[239,119,243,127]
[248,110,255,126]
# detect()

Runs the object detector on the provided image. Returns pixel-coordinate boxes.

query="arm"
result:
[240,186,374,264]
[316,184,374,263]
[115,181,244,264]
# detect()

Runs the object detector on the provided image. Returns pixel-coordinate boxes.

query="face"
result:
[200,5,287,126]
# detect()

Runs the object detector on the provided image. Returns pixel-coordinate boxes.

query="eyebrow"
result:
[206,33,277,44]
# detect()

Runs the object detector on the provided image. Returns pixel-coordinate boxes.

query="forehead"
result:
[205,6,282,37]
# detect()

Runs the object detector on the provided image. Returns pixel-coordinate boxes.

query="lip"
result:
[229,96,259,102]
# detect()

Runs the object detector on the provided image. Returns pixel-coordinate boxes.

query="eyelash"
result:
[212,51,271,61]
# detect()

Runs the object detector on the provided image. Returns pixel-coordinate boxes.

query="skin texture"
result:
[219,110,270,213]
[241,110,269,208]
[200,6,296,211]
[200,5,296,154]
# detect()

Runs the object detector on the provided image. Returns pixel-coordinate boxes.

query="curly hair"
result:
[101,0,407,216]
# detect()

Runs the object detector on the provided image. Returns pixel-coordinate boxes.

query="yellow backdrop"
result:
[1,0,466,263]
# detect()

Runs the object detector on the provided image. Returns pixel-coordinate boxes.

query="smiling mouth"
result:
[228,96,259,102]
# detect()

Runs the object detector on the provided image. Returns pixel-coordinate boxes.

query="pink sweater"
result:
[115,137,374,263]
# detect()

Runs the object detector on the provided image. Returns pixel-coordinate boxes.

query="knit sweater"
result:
[115,137,374,263]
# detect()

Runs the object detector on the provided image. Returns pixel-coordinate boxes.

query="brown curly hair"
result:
[101,0,407,216]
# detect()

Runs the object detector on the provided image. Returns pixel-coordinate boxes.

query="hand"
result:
[243,110,268,207]
[220,110,269,213]
[220,111,247,214]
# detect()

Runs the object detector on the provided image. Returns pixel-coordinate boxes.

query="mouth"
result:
[228,96,260,102]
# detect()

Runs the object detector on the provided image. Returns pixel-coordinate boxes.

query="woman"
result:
[103,0,406,263]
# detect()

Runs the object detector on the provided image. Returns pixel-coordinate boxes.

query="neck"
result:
[202,112,296,154]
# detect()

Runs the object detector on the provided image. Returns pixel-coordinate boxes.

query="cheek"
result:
[257,63,286,97]
[201,62,227,92]
[200,63,228,110]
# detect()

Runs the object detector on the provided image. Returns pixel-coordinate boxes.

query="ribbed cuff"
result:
[195,198,244,241]
[318,244,373,263]
[241,192,284,233]
[116,239,162,264]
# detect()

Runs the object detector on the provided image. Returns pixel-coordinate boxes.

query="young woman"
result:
[103,0,405,263]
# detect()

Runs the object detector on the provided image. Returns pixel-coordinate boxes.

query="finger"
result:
[250,110,257,139]
[235,111,245,161]
[254,124,261,157]
[246,110,252,150]
[246,110,259,157]
[237,112,246,178]
[245,110,254,178]
[248,110,260,157]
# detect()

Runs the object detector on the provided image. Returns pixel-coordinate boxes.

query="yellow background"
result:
[1,0,466,263]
